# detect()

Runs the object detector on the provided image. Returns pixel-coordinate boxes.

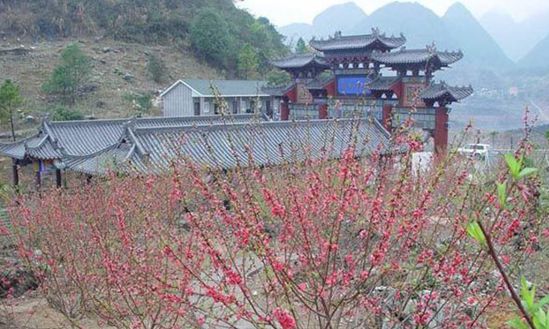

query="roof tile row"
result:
[0,114,267,161]
[59,118,391,176]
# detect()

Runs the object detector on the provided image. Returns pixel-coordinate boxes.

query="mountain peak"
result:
[369,1,440,21]
[382,1,434,12]
[314,1,366,21]
[330,2,363,11]
[445,2,474,18]
[312,1,367,36]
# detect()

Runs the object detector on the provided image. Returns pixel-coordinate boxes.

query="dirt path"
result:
[1,295,116,329]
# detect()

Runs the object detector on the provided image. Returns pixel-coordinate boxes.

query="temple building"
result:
[270,28,473,153]
[0,114,389,187]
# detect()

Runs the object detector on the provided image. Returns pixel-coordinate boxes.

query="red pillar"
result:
[12,159,19,187]
[319,103,328,119]
[280,100,290,121]
[34,160,41,191]
[434,107,449,156]
[382,104,393,131]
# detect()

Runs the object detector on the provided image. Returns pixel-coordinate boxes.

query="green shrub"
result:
[51,106,85,121]
[124,92,153,116]
[266,70,292,87]
[147,54,168,84]
[42,44,92,105]
[190,8,233,69]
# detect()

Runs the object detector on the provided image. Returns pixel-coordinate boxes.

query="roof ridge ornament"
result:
[426,42,437,53]
[371,27,380,37]
[42,120,58,144]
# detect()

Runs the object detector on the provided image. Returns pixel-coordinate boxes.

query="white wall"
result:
[162,83,194,117]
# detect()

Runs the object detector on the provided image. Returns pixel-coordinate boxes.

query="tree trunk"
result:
[9,109,15,142]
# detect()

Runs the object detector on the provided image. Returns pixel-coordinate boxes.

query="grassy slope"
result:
[0,38,220,120]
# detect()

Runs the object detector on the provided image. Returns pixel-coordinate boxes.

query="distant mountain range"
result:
[518,33,549,69]
[480,10,549,62]
[279,2,365,46]
[278,1,549,70]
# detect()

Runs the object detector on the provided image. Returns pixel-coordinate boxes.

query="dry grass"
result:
[0,38,220,119]
[486,301,516,329]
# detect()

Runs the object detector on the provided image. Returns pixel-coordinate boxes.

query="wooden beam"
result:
[12,159,19,188]
[55,169,62,188]
[33,160,42,191]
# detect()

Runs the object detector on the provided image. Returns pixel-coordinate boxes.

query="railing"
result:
[391,107,436,130]
[289,102,437,125]
[328,102,390,121]
[289,105,320,120]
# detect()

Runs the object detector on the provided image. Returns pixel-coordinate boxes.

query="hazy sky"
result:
[236,0,549,27]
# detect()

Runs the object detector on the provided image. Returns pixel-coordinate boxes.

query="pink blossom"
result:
[273,308,296,329]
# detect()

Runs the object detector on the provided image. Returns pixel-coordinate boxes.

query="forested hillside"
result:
[0,0,289,124]
[0,0,288,76]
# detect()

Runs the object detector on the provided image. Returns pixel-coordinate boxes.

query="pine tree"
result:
[0,80,23,141]
[237,44,259,79]
[42,44,92,105]
[295,38,309,54]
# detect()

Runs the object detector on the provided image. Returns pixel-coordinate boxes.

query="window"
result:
[193,102,200,116]
[232,99,238,114]
[468,144,486,150]
[248,99,256,113]
[266,100,272,117]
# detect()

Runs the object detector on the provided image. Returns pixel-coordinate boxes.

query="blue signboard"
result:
[337,76,372,96]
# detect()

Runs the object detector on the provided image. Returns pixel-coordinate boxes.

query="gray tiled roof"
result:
[261,83,296,97]
[367,76,401,91]
[59,143,136,176]
[134,114,268,128]
[25,136,64,160]
[0,115,268,161]
[181,79,269,97]
[372,48,463,66]
[60,118,391,176]
[45,119,129,156]
[306,74,335,89]
[271,53,329,69]
[0,134,41,160]
[420,82,473,102]
[310,29,406,51]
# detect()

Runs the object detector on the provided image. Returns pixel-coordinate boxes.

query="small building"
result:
[160,79,280,118]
